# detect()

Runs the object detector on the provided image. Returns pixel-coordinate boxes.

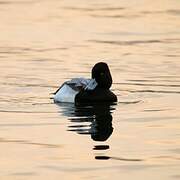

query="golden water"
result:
[0,0,180,179]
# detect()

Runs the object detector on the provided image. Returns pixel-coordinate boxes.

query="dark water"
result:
[0,0,180,179]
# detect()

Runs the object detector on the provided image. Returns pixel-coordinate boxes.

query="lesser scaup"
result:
[53,62,117,104]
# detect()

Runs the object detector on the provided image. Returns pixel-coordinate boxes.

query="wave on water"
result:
[90,38,180,46]
[0,110,57,113]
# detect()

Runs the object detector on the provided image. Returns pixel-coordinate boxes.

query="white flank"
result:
[54,84,78,103]
[53,78,97,103]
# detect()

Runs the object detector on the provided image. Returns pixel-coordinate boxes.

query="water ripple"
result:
[91,14,140,19]
[0,123,61,127]
[0,0,36,5]
[0,110,57,114]
[95,156,143,161]
[0,46,67,55]
[127,90,180,94]
[90,38,180,46]
[63,6,125,12]
[114,82,180,88]
[0,138,62,148]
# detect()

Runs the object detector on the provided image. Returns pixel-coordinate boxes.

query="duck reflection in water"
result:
[55,102,116,142]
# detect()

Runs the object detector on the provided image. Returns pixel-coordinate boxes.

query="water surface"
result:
[0,0,180,179]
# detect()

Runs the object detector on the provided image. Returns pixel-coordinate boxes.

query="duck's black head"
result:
[92,62,112,89]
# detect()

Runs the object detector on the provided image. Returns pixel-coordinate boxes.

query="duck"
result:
[53,62,117,105]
